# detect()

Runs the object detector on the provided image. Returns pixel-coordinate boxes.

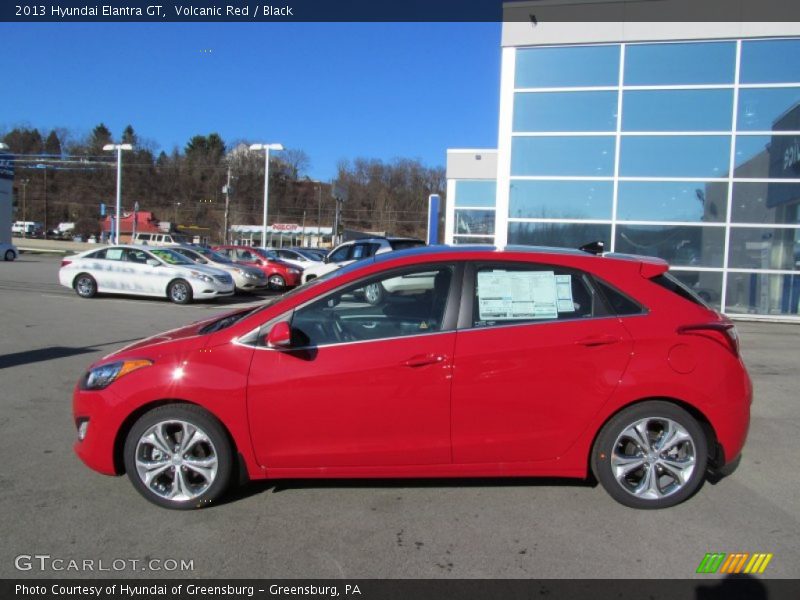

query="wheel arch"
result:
[587,396,721,477]
[112,399,245,480]
[72,272,95,288]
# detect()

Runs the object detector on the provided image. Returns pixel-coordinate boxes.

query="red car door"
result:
[451,263,634,463]
[246,264,458,468]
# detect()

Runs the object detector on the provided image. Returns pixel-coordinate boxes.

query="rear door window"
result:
[472,263,607,328]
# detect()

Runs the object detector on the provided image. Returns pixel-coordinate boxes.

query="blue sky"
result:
[1,22,501,180]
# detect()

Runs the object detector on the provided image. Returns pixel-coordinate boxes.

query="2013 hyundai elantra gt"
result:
[72,246,752,510]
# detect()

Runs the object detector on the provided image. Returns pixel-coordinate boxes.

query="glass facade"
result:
[451,180,496,244]
[502,37,800,319]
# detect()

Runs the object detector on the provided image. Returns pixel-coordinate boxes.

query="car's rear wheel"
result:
[123,404,234,510]
[591,401,708,509]
[268,274,286,290]
[4,249,15,261]
[74,274,97,298]
[168,279,193,304]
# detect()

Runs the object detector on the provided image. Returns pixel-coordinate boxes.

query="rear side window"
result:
[650,273,710,308]
[593,279,645,316]
[351,243,380,260]
[472,264,607,328]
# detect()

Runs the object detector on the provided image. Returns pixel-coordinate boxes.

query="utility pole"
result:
[223,163,232,245]
[20,178,29,238]
[43,167,48,238]
[301,210,306,247]
[316,183,322,245]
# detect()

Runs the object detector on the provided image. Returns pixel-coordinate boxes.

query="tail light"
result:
[60,259,72,267]
[677,322,740,356]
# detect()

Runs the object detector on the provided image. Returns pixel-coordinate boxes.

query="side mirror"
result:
[146,258,160,267]
[266,321,292,348]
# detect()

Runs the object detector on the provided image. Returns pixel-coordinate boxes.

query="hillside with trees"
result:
[1,124,446,242]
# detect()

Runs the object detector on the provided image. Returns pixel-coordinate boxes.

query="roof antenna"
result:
[579,241,605,255]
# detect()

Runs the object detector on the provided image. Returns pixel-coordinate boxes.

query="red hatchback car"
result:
[72,246,751,510]
[212,245,301,290]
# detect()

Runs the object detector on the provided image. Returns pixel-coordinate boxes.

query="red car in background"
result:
[212,245,301,290]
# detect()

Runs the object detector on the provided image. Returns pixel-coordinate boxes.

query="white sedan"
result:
[58,245,235,304]
[1,242,18,261]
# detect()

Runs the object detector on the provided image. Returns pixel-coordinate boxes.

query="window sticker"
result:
[555,274,576,312]
[477,270,558,320]
[106,248,123,261]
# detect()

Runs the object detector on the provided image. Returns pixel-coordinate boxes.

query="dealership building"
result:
[445,2,800,320]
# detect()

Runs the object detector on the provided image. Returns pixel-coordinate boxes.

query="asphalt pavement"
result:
[1,254,798,579]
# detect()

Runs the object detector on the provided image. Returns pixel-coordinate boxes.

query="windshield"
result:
[195,246,233,264]
[150,248,194,265]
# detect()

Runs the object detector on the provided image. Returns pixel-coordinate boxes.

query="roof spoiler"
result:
[579,241,605,256]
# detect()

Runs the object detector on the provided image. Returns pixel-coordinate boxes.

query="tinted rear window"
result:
[389,240,425,251]
[650,273,710,308]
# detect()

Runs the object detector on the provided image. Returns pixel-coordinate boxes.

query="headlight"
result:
[81,359,153,390]
[288,268,300,275]
[189,270,213,283]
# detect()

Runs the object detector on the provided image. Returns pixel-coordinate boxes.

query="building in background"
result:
[445,1,800,320]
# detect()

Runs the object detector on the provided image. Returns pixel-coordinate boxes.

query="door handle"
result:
[575,334,620,347]
[403,354,446,367]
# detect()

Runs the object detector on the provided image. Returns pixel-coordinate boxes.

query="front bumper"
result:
[72,386,125,475]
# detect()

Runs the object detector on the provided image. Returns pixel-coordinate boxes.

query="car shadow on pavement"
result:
[217,477,597,506]
[0,338,142,369]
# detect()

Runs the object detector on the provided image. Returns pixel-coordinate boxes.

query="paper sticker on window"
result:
[555,274,575,312]
[477,270,558,320]
[106,248,123,261]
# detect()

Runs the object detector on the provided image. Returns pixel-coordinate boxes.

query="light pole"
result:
[20,178,30,238]
[249,143,284,248]
[103,143,133,244]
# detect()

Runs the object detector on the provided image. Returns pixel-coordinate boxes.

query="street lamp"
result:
[249,143,284,248]
[103,143,133,244]
[19,178,30,237]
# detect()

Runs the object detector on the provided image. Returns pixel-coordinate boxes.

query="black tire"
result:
[363,282,385,305]
[123,404,234,510]
[4,249,15,261]
[168,279,193,304]
[268,274,286,290]
[74,274,97,298]
[591,401,708,509]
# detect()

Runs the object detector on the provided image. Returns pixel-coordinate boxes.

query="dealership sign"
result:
[271,223,302,233]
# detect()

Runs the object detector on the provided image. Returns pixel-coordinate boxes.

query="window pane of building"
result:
[617,181,727,223]
[511,136,616,176]
[726,272,800,316]
[734,135,800,179]
[737,87,800,131]
[614,224,725,267]
[453,236,494,245]
[620,136,730,178]
[515,45,620,88]
[509,180,613,219]
[732,182,800,224]
[513,91,618,132]
[669,271,723,310]
[622,89,733,132]
[455,210,496,235]
[508,222,612,249]
[624,41,736,85]
[728,227,800,271]
[740,39,800,84]
[454,180,497,208]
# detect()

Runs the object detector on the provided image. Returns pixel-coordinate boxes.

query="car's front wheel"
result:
[363,282,384,305]
[4,249,15,261]
[123,404,234,509]
[268,274,286,290]
[168,279,193,304]
[591,401,708,509]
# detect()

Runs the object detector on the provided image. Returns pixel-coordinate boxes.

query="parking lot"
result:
[1,253,798,579]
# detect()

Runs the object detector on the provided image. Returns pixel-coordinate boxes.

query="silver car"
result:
[172,245,268,292]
